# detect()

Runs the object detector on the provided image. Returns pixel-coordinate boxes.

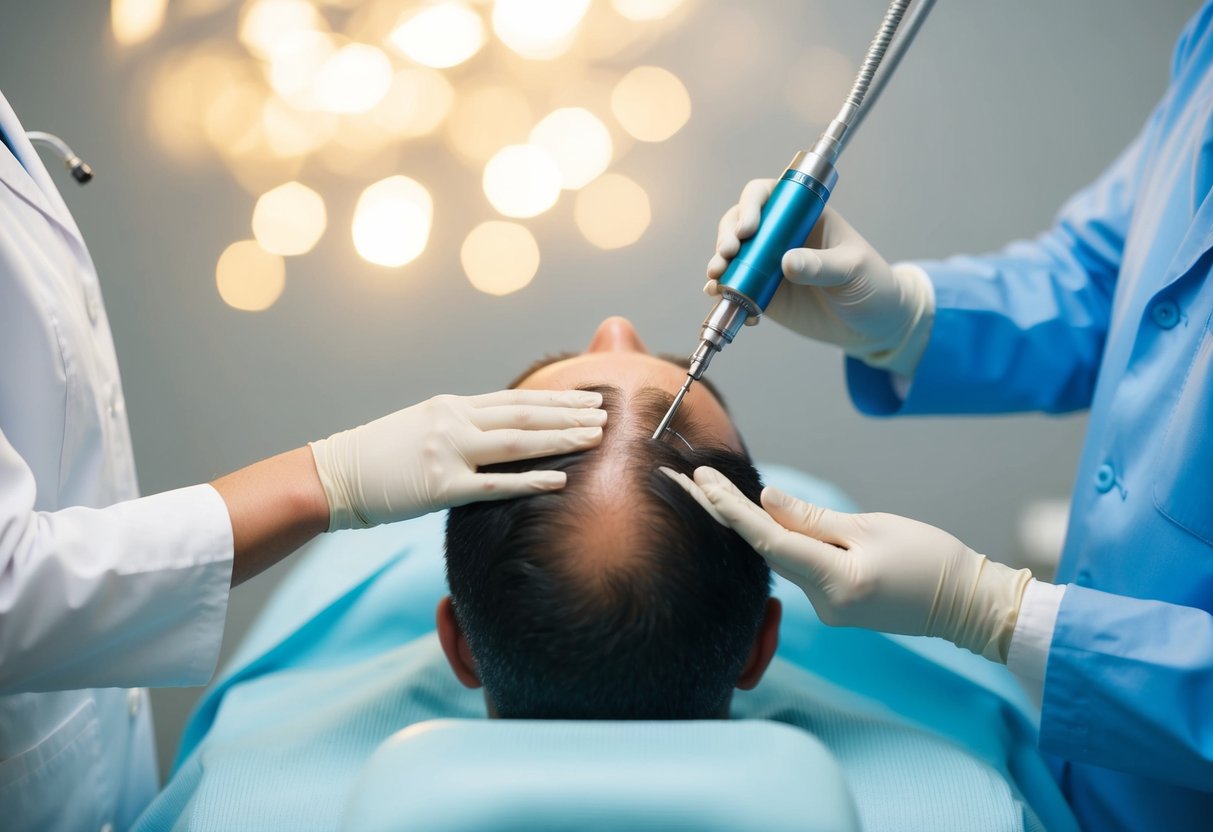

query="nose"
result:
[586,316,649,354]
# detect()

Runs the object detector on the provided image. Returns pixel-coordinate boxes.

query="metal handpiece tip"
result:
[652,376,695,440]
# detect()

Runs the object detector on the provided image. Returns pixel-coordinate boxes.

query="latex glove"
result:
[310,389,606,531]
[679,466,1032,662]
[705,179,935,377]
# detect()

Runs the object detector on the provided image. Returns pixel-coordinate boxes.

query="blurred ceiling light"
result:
[238,0,326,60]
[148,47,253,159]
[390,2,486,69]
[574,172,650,249]
[446,84,533,164]
[371,68,456,139]
[610,0,686,22]
[528,107,612,190]
[216,240,286,311]
[611,65,691,142]
[491,0,591,60]
[252,181,327,255]
[112,0,169,46]
[204,82,267,156]
[266,30,335,109]
[461,221,540,296]
[784,46,853,126]
[178,0,237,18]
[352,176,434,267]
[262,98,335,157]
[313,44,394,114]
[482,144,562,218]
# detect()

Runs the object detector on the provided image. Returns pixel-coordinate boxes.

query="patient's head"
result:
[438,317,780,720]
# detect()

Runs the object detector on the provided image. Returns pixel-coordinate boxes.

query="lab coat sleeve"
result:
[0,428,234,694]
[1040,585,1213,791]
[846,106,1162,417]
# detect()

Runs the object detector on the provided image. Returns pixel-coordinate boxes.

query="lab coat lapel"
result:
[0,90,88,249]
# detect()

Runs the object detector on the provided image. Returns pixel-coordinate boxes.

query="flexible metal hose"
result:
[844,0,912,115]
[812,0,935,162]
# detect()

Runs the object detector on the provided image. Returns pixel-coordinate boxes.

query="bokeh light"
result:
[491,0,591,60]
[252,181,327,255]
[216,240,286,311]
[611,0,686,22]
[611,65,691,142]
[574,173,651,249]
[446,83,534,164]
[390,2,485,69]
[312,44,394,114]
[262,98,336,157]
[202,82,266,157]
[149,47,258,160]
[352,176,434,267]
[238,0,326,60]
[529,108,612,190]
[461,221,540,296]
[112,0,168,46]
[130,0,691,307]
[265,30,335,110]
[482,144,562,218]
[370,68,455,138]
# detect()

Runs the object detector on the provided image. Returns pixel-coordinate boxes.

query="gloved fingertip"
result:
[762,486,795,509]
[693,465,723,486]
[702,279,721,296]
[783,249,821,284]
[536,471,567,489]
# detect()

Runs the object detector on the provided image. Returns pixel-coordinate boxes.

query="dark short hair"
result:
[445,385,770,720]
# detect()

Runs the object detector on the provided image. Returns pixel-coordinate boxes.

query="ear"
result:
[436,596,482,689]
[736,597,781,691]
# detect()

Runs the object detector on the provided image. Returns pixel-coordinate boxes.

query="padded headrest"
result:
[342,719,860,831]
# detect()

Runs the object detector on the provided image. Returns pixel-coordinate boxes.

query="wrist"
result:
[309,432,369,532]
[968,557,1033,663]
[863,263,936,378]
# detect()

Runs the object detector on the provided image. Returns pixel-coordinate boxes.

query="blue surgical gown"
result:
[847,4,1213,828]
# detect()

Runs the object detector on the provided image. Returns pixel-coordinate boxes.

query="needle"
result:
[652,375,695,440]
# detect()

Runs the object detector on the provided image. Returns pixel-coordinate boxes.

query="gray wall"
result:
[1,0,1200,781]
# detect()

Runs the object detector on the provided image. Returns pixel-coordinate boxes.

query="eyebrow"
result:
[507,351,731,412]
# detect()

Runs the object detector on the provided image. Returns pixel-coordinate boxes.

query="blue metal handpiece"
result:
[649,150,839,442]
[718,157,836,313]
[651,0,932,441]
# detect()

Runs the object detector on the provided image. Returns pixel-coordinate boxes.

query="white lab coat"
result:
[0,91,234,831]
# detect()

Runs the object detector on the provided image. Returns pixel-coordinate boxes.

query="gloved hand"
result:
[706,179,935,377]
[310,389,606,531]
[677,466,1032,662]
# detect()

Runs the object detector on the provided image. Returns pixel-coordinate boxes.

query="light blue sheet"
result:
[140,465,1076,832]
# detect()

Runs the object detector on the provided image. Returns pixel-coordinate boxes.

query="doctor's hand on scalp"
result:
[309,389,606,532]
[673,466,1032,663]
[705,179,935,377]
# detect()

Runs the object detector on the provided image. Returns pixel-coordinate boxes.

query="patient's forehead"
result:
[515,352,743,452]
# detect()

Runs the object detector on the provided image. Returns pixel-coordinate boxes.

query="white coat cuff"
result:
[1006,579,1066,697]
[145,483,234,685]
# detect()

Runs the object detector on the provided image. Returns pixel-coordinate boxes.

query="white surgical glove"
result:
[706,180,934,377]
[678,466,1032,662]
[310,389,606,531]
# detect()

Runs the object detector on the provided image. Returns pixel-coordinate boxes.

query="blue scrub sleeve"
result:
[847,102,1165,418]
[1042,585,1213,791]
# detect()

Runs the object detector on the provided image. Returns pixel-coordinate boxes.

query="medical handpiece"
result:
[653,0,933,440]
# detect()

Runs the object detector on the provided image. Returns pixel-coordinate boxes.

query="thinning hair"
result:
[445,384,769,720]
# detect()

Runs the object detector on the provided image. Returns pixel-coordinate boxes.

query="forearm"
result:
[1037,585,1213,789]
[212,446,330,586]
